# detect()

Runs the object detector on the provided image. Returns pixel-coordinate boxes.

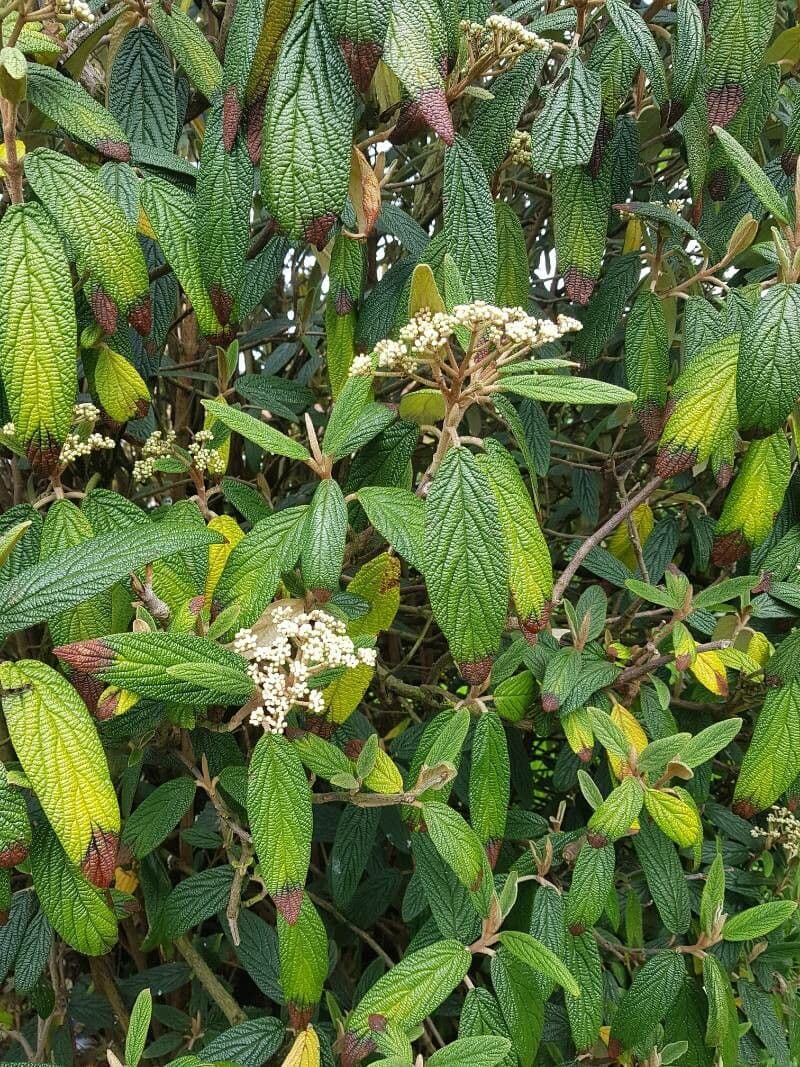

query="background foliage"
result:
[1,0,800,1064]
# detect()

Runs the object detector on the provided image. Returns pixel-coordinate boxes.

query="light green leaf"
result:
[713,126,790,223]
[497,931,580,996]
[202,398,311,461]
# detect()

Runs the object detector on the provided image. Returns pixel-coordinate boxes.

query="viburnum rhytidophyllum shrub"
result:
[4,0,800,1065]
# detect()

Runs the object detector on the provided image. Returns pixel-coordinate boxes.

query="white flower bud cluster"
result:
[461,15,551,60]
[73,402,101,423]
[351,303,581,378]
[133,429,177,483]
[508,130,532,166]
[56,0,95,21]
[59,431,115,464]
[751,805,800,861]
[1,422,15,438]
[667,199,684,215]
[450,302,582,348]
[350,310,456,377]
[188,429,225,476]
[233,605,377,734]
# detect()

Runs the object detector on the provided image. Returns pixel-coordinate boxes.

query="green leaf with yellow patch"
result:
[0,660,120,888]
[643,787,702,848]
[24,149,150,337]
[84,345,150,424]
[713,433,791,566]
[0,203,76,471]
[27,63,130,160]
[656,333,739,481]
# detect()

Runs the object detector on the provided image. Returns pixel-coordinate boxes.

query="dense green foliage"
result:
[2,0,800,1064]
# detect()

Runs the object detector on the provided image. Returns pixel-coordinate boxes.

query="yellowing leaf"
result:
[0,139,25,163]
[608,702,648,780]
[281,1025,320,1067]
[0,660,120,888]
[205,515,244,602]
[690,650,728,696]
[324,661,372,724]
[563,707,594,761]
[346,552,400,638]
[362,746,404,794]
[607,503,654,571]
[89,345,150,423]
[643,787,702,847]
[764,25,800,64]
[0,203,77,469]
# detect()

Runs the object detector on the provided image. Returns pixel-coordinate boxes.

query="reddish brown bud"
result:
[563,266,595,305]
[340,1032,376,1067]
[89,287,118,335]
[607,1036,623,1061]
[459,657,493,687]
[636,401,667,442]
[390,100,428,145]
[304,213,337,249]
[416,87,455,145]
[706,84,744,128]
[714,462,734,489]
[306,715,335,739]
[541,692,560,713]
[578,747,593,764]
[82,827,119,888]
[96,139,131,162]
[209,283,235,326]
[711,530,747,568]
[654,447,696,479]
[273,886,304,924]
[675,653,693,673]
[0,842,29,868]
[222,85,241,152]
[70,672,105,716]
[753,572,772,595]
[344,738,365,760]
[339,38,382,93]
[485,838,502,869]
[244,98,265,165]
[782,151,799,178]
[95,689,120,721]
[707,168,730,201]
[288,1002,314,1030]
[568,921,586,936]
[520,603,551,646]
[128,295,153,337]
[26,434,61,475]
[660,99,686,127]
[334,287,354,315]
[54,638,115,672]
[732,798,757,819]
[368,1013,387,1033]
[587,831,608,848]
[588,113,612,178]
